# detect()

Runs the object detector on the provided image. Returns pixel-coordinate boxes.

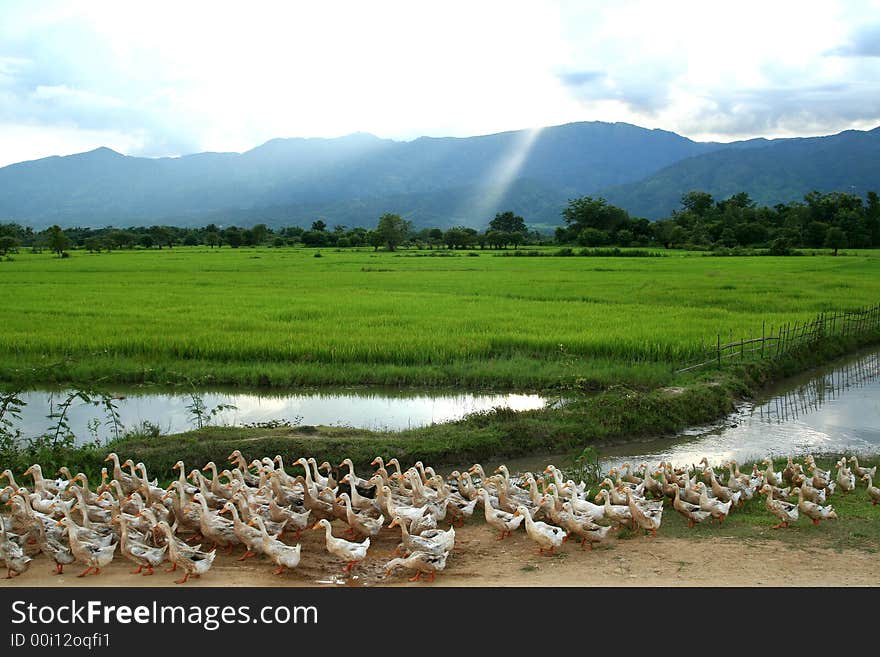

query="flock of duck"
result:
[1,450,878,584]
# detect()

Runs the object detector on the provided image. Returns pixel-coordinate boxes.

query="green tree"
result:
[376,213,411,251]
[83,237,103,253]
[562,196,630,234]
[0,235,19,255]
[222,226,243,248]
[250,223,269,245]
[301,230,328,247]
[824,227,847,255]
[47,225,70,256]
[652,220,675,249]
[204,224,220,248]
[578,227,608,247]
[366,230,383,251]
[614,229,634,246]
[311,219,327,232]
[681,191,715,216]
[805,221,829,248]
[489,211,527,235]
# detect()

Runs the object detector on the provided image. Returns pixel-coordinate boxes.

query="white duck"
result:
[478,489,524,540]
[1,520,32,578]
[558,501,613,549]
[155,521,216,584]
[249,516,302,575]
[384,550,448,583]
[694,482,732,522]
[835,459,856,493]
[112,515,166,576]
[514,504,566,555]
[625,490,663,537]
[57,517,117,577]
[596,489,632,527]
[849,456,876,480]
[796,486,837,526]
[760,485,798,529]
[338,492,384,538]
[388,515,454,556]
[312,519,370,574]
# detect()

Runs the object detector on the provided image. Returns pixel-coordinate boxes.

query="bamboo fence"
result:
[676,303,880,374]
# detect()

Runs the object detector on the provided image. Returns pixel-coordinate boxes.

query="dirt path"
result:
[4,520,878,587]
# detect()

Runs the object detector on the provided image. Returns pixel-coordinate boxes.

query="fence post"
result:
[761,321,766,358]
[717,333,721,367]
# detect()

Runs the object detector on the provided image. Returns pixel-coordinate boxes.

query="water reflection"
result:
[7,387,549,444]
[599,349,880,471]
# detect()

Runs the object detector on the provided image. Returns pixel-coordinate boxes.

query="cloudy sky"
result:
[1,0,878,166]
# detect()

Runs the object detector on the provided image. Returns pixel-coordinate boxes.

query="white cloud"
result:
[0,0,878,162]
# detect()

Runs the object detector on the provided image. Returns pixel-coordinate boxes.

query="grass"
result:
[2,246,880,389]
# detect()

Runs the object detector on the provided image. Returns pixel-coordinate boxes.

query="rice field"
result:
[2,247,879,389]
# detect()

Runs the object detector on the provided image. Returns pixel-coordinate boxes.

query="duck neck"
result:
[397,519,410,540]
[299,462,315,491]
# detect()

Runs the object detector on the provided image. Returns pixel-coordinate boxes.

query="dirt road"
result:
[3,519,878,587]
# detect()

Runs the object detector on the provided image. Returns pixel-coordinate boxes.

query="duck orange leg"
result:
[408,571,422,582]
[77,566,94,577]
[273,566,286,575]
[166,563,177,572]
[131,565,143,574]
[175,572,190,584]
[53,563,64,575]
[143,565,154,576]
[344,561,357,573]
[237,550,255,561]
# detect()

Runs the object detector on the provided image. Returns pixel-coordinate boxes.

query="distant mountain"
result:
[0,121,877,228]
[601,127,880,218]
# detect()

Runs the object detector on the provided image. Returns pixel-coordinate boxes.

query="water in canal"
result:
[5,386,549,444]
[488,347,880,474]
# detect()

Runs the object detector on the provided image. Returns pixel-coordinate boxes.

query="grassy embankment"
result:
[1,247,880,477]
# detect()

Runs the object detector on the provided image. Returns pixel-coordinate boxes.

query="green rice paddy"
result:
[2,246,879,389]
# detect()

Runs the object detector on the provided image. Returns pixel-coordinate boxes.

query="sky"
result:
[1,0,879,166]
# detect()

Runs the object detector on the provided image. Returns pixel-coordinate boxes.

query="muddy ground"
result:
[3,518,878,587]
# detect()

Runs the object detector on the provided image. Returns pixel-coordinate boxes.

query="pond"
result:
[4,386,551,444]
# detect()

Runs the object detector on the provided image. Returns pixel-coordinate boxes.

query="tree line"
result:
[0,211,543,255]
[555,190,880,254]
[2,189,878,257]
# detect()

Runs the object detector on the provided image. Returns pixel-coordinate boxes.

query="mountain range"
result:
[1,121,877,230]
